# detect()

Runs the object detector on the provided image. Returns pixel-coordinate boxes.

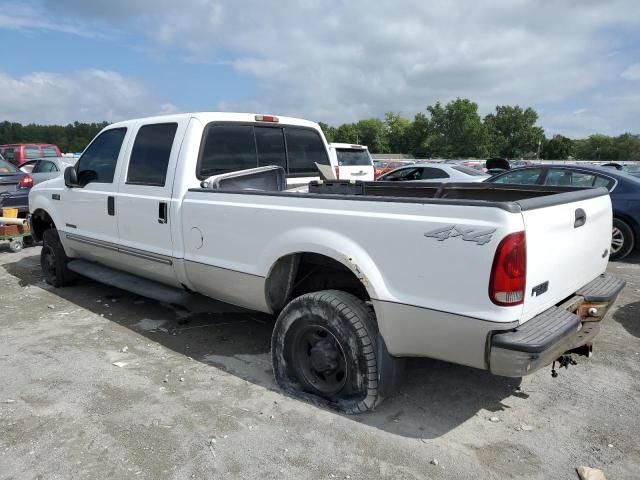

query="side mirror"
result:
[64,166,79,188]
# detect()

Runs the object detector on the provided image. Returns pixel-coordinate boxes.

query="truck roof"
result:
[107,112,321,130]
[329,143,368,150]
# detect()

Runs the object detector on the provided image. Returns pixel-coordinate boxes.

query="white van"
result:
[329,143,375,181]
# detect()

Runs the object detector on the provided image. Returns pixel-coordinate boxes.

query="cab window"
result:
[127,123,178,187]
[76,128,127,185]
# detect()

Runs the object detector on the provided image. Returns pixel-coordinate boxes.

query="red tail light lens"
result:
[489,231,526,306]
[334,165,340,180]
[19,175,33,188]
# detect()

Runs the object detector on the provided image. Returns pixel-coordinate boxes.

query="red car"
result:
[0,143,62,167]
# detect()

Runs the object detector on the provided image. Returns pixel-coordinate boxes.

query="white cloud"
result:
[0,70,178,124]
[5,0,640,135]
[621,64,640,81]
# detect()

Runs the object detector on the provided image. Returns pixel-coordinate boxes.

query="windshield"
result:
[0,157,19,174]
[336,149,372,166]
[624,163,640,174]
[452,165,487,176]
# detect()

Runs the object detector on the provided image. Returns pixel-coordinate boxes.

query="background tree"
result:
[354,118,389,153]
[383,112,411,153]
[483,105,544,158]
[542,135,574,159]
[427,98,488,158]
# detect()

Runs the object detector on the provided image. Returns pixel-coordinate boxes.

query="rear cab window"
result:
[335,148,372,166]
[126,123,178,187]
[197,123,329,179]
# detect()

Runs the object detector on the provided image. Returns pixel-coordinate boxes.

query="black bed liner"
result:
[189,179,608,213]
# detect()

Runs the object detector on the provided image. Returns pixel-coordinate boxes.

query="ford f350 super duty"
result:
[29,112,625,413]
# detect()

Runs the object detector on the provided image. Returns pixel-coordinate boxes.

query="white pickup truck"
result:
[29,112,625,413]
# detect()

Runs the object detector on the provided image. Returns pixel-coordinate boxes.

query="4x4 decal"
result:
[424,225,496,246]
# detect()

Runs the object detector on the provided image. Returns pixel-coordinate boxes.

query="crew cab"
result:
[29,112,625,413]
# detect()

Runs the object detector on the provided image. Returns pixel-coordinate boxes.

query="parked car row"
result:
[0,143,61,167]
[0,153,76,216]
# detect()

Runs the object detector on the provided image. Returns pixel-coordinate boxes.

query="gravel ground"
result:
[1,246,639,480]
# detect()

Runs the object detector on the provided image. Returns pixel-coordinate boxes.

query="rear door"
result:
[335,146,375,181]
[520,191,612,320]
[115,121,185,286]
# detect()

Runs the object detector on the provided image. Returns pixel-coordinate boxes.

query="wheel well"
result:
[31,209,56,242]
[265,253,370,313]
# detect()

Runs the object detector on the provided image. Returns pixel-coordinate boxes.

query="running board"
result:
[67,259,191,306]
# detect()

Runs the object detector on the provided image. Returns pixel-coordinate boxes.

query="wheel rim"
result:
[42,244,57,278]
[611,226,625,254]
[291,325,348,395]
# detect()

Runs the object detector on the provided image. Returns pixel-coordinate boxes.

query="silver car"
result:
[377,162,490,183]
[19,157,78,185]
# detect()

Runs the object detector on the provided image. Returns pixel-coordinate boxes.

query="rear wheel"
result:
[41,229,76,287]
[271,290,382,414]
[610,218,634,261]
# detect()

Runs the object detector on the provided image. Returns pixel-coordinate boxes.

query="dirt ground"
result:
[1,246,639,480]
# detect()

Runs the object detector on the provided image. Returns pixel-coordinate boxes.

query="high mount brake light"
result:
[255,115,279,123]
[489,231,526,306]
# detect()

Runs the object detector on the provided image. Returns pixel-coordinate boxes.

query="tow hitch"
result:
[551,355,577,377]
[551,343,593,377]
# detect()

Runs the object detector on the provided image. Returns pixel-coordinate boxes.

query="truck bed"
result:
[192,177,609,213]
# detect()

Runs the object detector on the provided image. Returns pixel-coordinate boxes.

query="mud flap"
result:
[377,334,406,400]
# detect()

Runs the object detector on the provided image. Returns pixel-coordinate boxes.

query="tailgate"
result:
[520,190,612,321]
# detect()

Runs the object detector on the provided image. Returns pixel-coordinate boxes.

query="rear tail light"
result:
[489,231,526,306]
[19,175,33,188]
[255,114,279,123]
[334,165,340,180]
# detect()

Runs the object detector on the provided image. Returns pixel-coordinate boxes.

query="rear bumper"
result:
[489,273,626,377]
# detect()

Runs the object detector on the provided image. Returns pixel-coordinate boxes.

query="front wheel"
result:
[271,290,382,414]
[611,218,635,261]
[41,229,76,287]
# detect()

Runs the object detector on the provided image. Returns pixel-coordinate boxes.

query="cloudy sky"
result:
[1,0,639,137]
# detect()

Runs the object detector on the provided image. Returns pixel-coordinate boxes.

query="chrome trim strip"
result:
[65,233,172,265]
[120,246,173,265]
[66,233,118,252]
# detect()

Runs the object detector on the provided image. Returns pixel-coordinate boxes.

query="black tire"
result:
[41,229,76,287]
[610,218,635,261]
[271,290,382,414]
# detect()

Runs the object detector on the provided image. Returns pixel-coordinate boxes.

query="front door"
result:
[61,127,129,267]
[115,121,185,287]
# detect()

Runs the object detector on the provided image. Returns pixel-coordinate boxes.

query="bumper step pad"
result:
[576,273,626,302]
[492,307,580,354]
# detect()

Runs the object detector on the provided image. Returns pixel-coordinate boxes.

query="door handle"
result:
[574,208,586,228]
[107,196,115,216]
[158,202,168,224]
